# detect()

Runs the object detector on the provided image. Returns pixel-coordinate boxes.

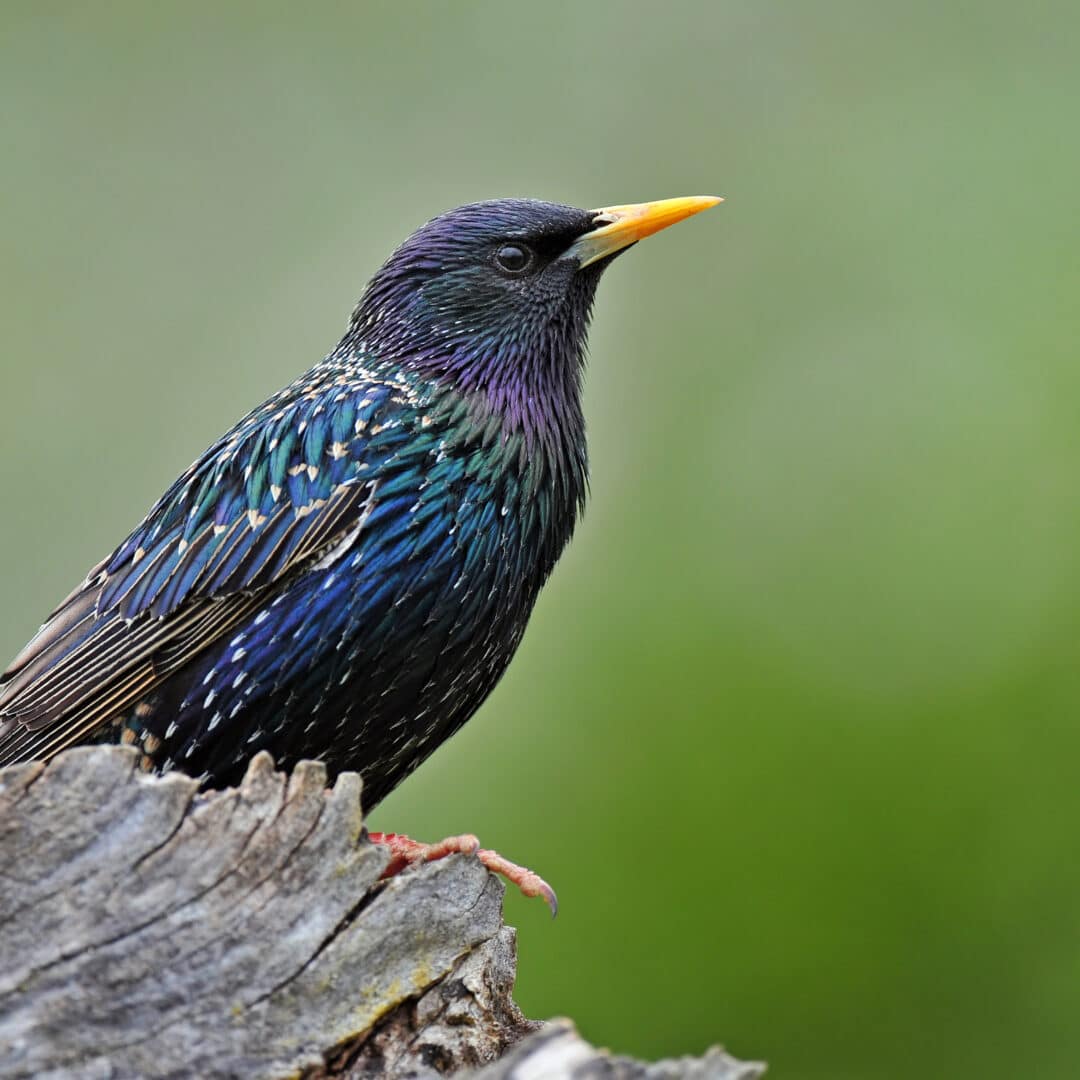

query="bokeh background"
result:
[3,2,1079,1077]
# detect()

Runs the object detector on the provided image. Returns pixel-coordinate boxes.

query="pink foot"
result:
[367,831,558,916]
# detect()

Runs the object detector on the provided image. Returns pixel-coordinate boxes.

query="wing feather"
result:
[0,372,425,767]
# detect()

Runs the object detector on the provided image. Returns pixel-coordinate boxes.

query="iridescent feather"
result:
[0,199,612,806]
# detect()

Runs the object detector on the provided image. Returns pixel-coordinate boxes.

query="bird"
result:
[0,194,721,910]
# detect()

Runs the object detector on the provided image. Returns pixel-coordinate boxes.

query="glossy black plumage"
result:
[0,196,720,807]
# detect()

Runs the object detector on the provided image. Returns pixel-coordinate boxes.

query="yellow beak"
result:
[567,195,723,268]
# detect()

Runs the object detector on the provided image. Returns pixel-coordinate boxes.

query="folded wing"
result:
[0,373,424,767]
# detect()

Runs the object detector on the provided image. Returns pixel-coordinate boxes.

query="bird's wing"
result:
[0,370,430,765]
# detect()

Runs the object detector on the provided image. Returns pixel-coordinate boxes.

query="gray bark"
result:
[0,746,764,1079]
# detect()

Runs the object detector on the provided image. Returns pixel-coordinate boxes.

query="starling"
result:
[0,195,720,909]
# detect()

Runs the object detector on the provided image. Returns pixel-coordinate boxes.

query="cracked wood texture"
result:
[0,746,764,1079]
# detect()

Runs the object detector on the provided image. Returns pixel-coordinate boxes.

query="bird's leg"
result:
[367,831,558,916]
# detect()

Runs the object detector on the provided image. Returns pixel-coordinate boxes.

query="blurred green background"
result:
[3,2,1079,1076]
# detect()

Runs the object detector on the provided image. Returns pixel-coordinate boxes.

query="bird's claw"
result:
[476,847,558,917]
[367,830,557,916]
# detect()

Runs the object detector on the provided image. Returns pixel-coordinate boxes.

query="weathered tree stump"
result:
[0,746,763,1079]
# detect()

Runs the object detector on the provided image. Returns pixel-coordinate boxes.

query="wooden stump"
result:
[0,746,763,1079]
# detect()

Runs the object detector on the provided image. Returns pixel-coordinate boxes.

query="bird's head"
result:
[348,196,721,439]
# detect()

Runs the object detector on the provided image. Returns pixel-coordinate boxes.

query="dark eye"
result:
[494,243,533,274]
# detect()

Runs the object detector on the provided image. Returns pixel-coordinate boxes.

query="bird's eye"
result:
[494,243,533,274]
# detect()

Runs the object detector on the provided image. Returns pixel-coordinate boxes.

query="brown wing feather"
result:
[0,375,397,770]
[0,588,269,766]
[0,558,107,695]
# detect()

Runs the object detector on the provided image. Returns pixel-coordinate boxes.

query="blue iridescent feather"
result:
[0,198,634,806]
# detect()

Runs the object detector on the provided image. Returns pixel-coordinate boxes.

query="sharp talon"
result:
[540,883,559,918]
[477,847,558,916]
